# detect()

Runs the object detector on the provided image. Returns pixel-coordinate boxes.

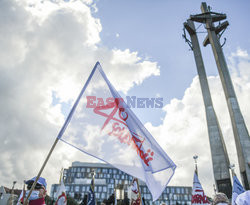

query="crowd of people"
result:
[9,176,250,205]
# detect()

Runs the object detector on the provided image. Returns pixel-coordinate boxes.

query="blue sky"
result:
[0,0,250,198]
[93,0,250,126]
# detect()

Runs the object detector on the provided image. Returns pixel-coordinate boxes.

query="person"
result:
[17,176,47,205]
[55,192,67,205]
[212,192,229,205]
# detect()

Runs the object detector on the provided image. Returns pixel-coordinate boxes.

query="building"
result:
[51,162,192,205]
[0,186,21,205]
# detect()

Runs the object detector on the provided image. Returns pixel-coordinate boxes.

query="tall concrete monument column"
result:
[190,2,250,189]
[183,20,232,197]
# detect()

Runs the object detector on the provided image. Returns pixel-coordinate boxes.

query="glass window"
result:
[107,174,111,178]
[109,169,112,174]
[94,186,97,192]
[77,168,80,172]
[103,186,107,192]
[87,168,90,172]
[77,173,81,178]
[143,187,146,193]
[99,173,103,178]
[181,188,184,194]
[82,186,86,192]
[101,193,106,199]
[113,169,117,174]
[176,188,180,194]
[96,193,100,198]
[98,186,102,192]
[171,188,175,193]
[75,186,80,192]
[65,186,70,192]
[121,175,124,180]
[81,168,85,172]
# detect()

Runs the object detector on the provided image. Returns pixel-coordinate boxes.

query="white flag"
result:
[58,62,176,201]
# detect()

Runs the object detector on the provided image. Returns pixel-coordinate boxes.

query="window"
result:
[103,186,107,192]
[101,193,106,199]
[81,168,85,172]
[181,188,184,194]
[75,186,80,192]
[77,173,81,178]
[176,188,180,194]
[103,169,107,173]
[98,186,102,192]
[113,169,117,174]
[65,186,70,192]
[87,168,90,172]
[82,186,86,192]
[109,169,112,174]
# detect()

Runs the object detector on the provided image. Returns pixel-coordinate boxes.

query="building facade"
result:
[50,162,192,205]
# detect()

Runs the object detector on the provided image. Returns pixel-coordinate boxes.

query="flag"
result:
[231,175,245,205]
[130,178,141,205]
[235,190,250,205]
[191,172,210,205]
[87,179,96,205]
[58,62,176,201]
[56,177,66,199]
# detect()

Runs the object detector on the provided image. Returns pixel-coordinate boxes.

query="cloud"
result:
[0,0,159,192]
[145,49,250,197]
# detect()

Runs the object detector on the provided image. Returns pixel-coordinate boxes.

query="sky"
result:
[0,0,250,199]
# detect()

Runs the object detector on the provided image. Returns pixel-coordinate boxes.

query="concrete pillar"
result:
[191,2,250,189]
[184,20,232,197]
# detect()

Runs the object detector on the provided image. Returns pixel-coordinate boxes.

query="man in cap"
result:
[18,176,47,205]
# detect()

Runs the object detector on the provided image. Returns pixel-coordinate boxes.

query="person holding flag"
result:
[24,62,176,203]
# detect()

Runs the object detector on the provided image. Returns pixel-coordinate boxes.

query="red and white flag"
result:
[130,178,141,205]
[191,172,210,205]
[57,62,176,201]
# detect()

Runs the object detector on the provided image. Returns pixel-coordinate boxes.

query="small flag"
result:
[130,178,141,205]
[231,175,245,205]
[55,176,67,205]
[191,172,210,204]
[58,62,176,201]
[87,179,96,205]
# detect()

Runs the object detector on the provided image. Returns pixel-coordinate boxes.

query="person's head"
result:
[212,192,229,205]
[25,176,47,199]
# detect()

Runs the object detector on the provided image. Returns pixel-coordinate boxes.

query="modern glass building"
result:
[50,161,192,205]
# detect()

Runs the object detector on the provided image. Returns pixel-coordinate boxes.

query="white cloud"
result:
[145,49,250,197]
[0,0,159,193]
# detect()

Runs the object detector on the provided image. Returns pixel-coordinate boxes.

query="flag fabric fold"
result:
[191,172,210,205]
[231,175,245,205]
[58,62,176,201]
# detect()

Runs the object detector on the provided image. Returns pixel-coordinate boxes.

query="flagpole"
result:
[193,155,198,175]
[229,164,236,177]
[135,178,142,205]
[23,62,100,205]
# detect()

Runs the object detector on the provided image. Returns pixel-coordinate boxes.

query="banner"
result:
[58,62,176,201]
[191,172,210,204]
